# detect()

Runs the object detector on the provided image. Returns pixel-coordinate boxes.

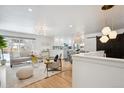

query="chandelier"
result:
[100,5,117,43]
[35,24,48,36]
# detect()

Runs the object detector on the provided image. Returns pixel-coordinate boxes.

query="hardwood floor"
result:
[25,61,72,88]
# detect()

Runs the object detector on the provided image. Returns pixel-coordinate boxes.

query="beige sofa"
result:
[10,57,31,68]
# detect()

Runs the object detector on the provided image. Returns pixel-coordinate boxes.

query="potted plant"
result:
[0,34,7,65]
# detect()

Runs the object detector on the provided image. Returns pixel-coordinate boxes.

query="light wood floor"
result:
[25,61,72,88]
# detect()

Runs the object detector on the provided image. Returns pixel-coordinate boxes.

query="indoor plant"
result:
[0,34,7,65]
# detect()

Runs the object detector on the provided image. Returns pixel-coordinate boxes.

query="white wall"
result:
[84,28,124,52]
[84,37,96,51]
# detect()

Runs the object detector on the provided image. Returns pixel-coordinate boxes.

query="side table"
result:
[44,61,53,78]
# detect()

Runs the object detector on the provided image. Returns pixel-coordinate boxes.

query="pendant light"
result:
[101,26,111,35]
[100,35,109,43]
[108,30,117,39]
[100,5,117,43]
[100,5,111,43]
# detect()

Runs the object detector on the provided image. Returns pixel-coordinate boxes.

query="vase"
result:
[32,62,39,68]
[0,59,6,65]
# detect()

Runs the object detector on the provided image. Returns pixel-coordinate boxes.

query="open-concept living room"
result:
[1,5,124,88]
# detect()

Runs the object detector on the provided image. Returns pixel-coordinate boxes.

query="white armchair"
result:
[47,54,62,71]
[47,59,62,70]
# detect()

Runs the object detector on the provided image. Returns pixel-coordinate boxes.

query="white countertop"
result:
[72,53,124,64]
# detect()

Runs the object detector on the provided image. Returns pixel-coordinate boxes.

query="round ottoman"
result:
[16,67,33,80]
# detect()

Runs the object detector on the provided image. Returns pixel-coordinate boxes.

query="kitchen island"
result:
[72,51,124,88]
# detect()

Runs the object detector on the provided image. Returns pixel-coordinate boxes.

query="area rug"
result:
[6,62,60,88]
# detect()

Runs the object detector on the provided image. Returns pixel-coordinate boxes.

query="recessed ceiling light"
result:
[69,25,73,28]
[28,8,32,12]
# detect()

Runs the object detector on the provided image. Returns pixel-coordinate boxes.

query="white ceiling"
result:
[0,5,124,38]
